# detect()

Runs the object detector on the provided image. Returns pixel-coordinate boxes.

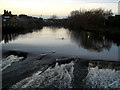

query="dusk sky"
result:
[0,0,119,18]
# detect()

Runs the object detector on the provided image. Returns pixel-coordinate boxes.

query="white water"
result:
[10,61,120,88]
[82,66,120,88]
[1,55,24,70]
[11,61,74,88]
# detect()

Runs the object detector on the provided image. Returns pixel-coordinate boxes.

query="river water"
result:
[1,27,119,61]
[1,27,120,89]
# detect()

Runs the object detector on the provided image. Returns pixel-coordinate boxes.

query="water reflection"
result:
[1,27,119,54]
[70,30,113,52]
[3,33,19,43]
[2,27,43,43]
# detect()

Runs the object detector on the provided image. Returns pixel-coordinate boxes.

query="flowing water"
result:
[11,62,74,88]
[10,61,120,88]
[2,27,120,89]
[1,55,24,70]
[82,66,120,88]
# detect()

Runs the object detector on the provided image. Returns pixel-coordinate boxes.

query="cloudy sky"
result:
[0,0,119,17]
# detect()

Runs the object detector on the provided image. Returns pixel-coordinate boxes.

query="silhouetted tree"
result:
[67,8,113,30]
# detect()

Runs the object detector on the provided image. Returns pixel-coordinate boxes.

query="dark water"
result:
[1,27,119,61]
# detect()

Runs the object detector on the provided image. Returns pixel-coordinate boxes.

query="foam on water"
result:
[82,66,120,88]
[1,55,24,70]
[11,61,74,88]
[10,61,120,88]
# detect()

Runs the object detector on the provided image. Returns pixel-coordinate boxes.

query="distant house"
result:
[2,10,20,27]
[17,14,31,25]
[8,17,20,26]
[2,10,43,29]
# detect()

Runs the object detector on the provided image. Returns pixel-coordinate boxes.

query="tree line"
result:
[66,8,113,30]
[44,8,120,31]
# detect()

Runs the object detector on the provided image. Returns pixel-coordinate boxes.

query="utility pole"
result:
[118,1,120,15]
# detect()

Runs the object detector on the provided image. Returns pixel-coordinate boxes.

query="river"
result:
[2,27,119,61]
[1,27,120,89]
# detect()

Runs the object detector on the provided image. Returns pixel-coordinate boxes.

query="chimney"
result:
[4,10,6,14]
[6,10,8,13]
[9,11,11,15]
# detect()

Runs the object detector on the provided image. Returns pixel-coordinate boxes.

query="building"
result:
[2,10,44,29]
[2,10,12,23]
[2,10,19,27]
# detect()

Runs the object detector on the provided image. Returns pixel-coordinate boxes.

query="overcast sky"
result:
[0,0,119,17]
